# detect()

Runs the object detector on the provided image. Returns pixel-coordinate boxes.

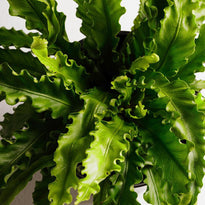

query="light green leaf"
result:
[31,37,90,93]
[49,88,110,205]
[0,63,82,118]
[155,0,198,77]
[111,75,133,104]
[190,80,205,91]
[129,53,159,74]
[76,116,137,203]
[0,27,37,48]
[95,140,143,205]
[143,167,173,205]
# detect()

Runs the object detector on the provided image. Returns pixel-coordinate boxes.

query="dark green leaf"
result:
[0,63,82,118]
[0,27,37,48]
[0,48,46,79]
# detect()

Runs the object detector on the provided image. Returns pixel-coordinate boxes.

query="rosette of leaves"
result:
[0,0,205,204]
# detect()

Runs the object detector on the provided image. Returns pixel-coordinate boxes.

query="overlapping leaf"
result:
[94,140,143,205]
[176,24,205,83]
[0,48,46,79]
[0,155,54,205]
[74,0,125,54]
[146,73,205,204]
[49,88,110,205]
[31,37,90,92]
[0,101,34,139]
[0,63,82,118]
[0,27,37,48]
[0,112,65,205]
[76,116,137,203]
[74,0,125,80]
[6,0,66,43]
[139,117,190,204]
[155,0,198,77]
[33,168,55,205]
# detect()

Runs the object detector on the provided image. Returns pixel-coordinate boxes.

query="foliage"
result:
[0,0,205,204]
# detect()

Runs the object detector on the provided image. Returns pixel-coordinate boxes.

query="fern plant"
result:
[0,0,205,204]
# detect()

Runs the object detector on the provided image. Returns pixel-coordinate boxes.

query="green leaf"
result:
[31,37,90,93]
[176,24,205,83]
[120,0,166,68]
[76,116,137,203]
[0,101,34,139]
[0,111,65,205]
[74,0,125,80]
[129,53,159,74]
[0,27,37,48]
[33,168,55,205]
[194,1,205,26]
[143,166,172,205]
[0,155,54,205]
[0,48,46,79]
[139,117,190,204]
[0,63,82,118]
[75,0,125,54]
[7,0,47,34]
[7,0,66,43]
[48,88,110,205]
[111,75,133,104]
[155,0,198,77]
[150,73,205,204]
[94,140,143,205]
[0,112,62,185]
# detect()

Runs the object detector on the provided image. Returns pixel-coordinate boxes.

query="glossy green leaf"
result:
[155,0,198,77]
[0,63,82,118]
[31,37,90,92]
[49,88,110,205]
[176,24,205,83]
[74,0,125,54]
[76,116,137,203]
[139,117,190,204]
[94,140,143,205]
[129,53,159,74]
[152,73,205,204]
[6,0,66,43]
[0,0,205,204]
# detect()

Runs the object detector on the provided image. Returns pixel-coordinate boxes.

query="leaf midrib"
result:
[0,127,50,177]
[157,10,182,73]
[147,168,161,205]
[0,81,71,107]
